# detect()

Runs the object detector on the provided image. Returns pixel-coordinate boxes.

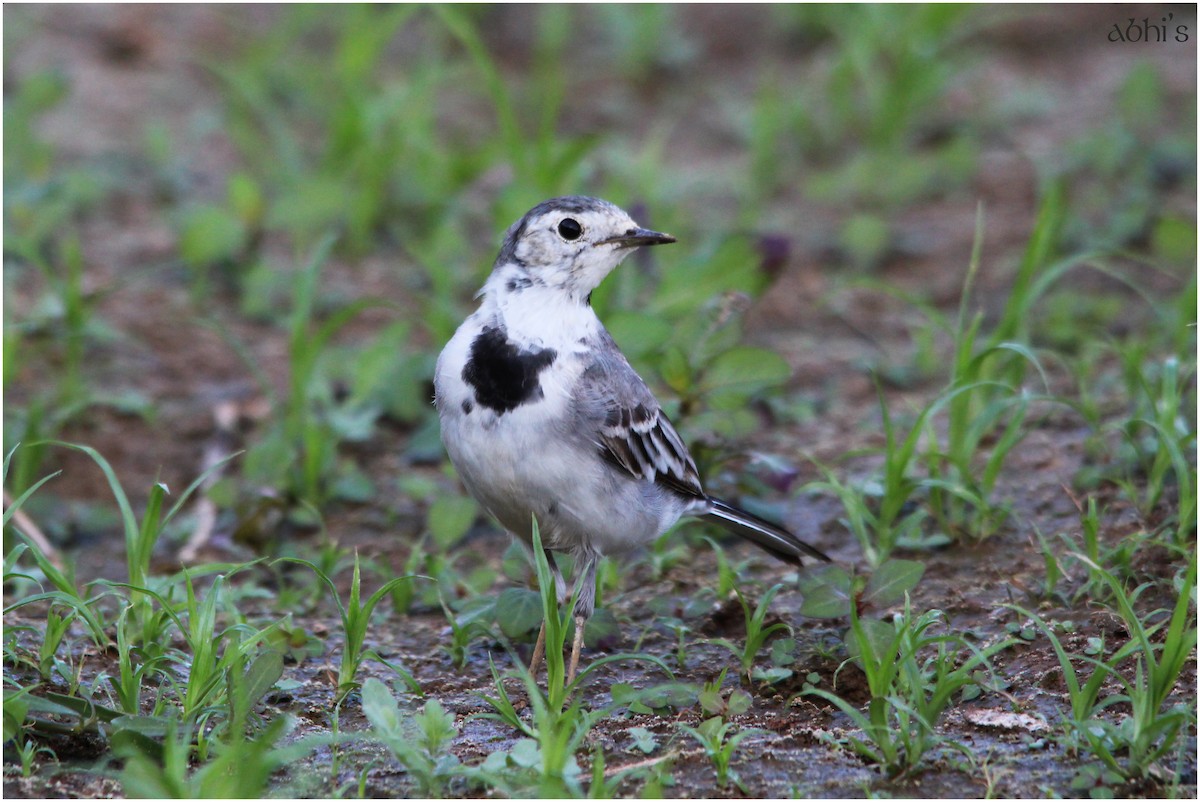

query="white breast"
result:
[433,293,683,555]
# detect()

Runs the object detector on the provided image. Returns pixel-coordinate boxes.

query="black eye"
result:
[557,218,583,241]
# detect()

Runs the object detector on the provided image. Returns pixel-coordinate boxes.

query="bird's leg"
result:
[547,549,568,607]
[565,557,598,690]
[528,620,547,678]
[566,613,585,688]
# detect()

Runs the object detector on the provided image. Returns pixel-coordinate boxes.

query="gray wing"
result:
[575,333,705,500]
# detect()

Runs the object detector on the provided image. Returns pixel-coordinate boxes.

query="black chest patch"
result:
[462,326,557,414]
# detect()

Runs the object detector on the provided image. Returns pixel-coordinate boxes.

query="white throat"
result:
[481,267,603,351]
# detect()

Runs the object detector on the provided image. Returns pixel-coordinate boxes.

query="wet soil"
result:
[3,4,1196,799]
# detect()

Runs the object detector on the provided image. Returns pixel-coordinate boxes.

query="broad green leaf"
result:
[658,346,691,394]
[751,666,794,685]
[508,738,542,769]
[797,564,853,618]
[331,463,376,502]
[606,311,673,360]
[698,686,723,714]
[770,637,797,667]
[415,699,456,753]
[726,688,752,715]
[628,726,658,754]
[428,495,477,549]
[583,608,619,647]
[699,346,790,394]
[862,559,926,608]
[227,172,264,224]
[178,205,246,267]
[110,715,172,739]
[652,237,760,316]
[242,651,285,708]
[267,174,348,234]
[494,588,543,639]
[361,676,402,736]
[110,727,164,763]
[1152,215,1197,264]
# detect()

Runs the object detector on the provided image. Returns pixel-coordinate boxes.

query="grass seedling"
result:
[117,714,298,798]
[805,595,1013,777]
[227,234,396,509]
[3,684,58,778]
[276,551,419,701]
[922,207,1051,540]
[806,465,907,568]
[646,529,689,580]
[207,5,435,254]
[2,443,61,529]
[677,715,762,792]
[438,591,492,669]
[923,384,1030,541]
[106,606,168,716]
[807,378,957,565]
[11,737,56,778]
[3,449,114,647]
[34,607,72,681]
[96,564,284,735]
[1078,495,1104,569]
[1005,604,1127,753]
[1052,494,1149,604]
[362,677,463,798]
[1030,526,1069,603]
[979,184,1067,382]
[476,524,670,795]
[40,441,237,645]
[648,614,696,671]
[7,233,96,406]
[4,406,56,503]
[698,668,752,717]
[118,572,277,719]
[5,547,112,654]
[480,671,599,798]
[476,526,581,727]
[700,536,746,598]
[1069,495,1131,600]
[476,656,536,738]
[1008,559,1196,780]
[431,6,595,196]
[710,583,793,678]
[178,572,233,719]
[281,235,375,505]
[753,5,975,209]
[530,522,580,709]
[1082,557,1196,779]
[1113,355,1196,541]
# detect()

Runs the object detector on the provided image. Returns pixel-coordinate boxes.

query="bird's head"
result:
[493,196,675,301]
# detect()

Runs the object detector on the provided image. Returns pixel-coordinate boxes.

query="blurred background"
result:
[3,6,1197,797]
[3,3,1195,570]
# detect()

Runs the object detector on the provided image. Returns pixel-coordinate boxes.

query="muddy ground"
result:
[3,4,1197,799]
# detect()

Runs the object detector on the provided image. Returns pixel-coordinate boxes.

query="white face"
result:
[502,198,674,297]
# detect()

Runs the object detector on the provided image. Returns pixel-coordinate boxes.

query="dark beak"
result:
[600,227,676,248]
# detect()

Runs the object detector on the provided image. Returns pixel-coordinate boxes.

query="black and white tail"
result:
[704,497,831,566]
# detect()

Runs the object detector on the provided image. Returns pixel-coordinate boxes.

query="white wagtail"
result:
[434,196,830,684]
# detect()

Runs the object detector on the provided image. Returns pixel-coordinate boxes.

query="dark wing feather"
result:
[598,401,704,499]
[575,331,831,567]
[576,333,704,500]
